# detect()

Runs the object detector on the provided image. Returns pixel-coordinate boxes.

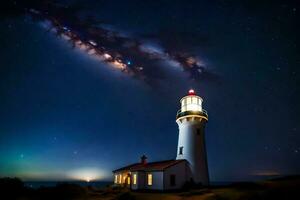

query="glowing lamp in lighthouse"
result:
[180,89,204,113]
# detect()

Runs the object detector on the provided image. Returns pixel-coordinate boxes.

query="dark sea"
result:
[25,181,113,189]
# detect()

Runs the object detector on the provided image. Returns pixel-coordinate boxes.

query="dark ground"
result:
[0,176,299,200]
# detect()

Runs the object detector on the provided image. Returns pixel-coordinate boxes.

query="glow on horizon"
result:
[4,166,109,181]
[67,167,106,182]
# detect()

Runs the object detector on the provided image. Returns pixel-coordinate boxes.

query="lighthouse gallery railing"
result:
[176,109,208,119]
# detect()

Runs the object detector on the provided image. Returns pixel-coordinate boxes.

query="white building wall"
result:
[164,161,192,190]
[144,171,164,190]
[131,171,164,190]
[131,171,145,190]
[130,172,138,190]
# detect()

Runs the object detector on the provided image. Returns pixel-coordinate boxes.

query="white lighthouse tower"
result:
[176,89,209,185]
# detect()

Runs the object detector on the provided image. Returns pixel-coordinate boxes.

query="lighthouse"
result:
[113,89,210,190]
[176,89,209,185]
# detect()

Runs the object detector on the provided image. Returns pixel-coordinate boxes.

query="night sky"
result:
[0,0,299,182]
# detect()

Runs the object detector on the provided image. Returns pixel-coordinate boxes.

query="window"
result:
[114,174,118,184]
[147,173,153,185]
[192,97,198,104]
[182,99,186,106]
[181,99,187,112]
[119,174,122,184]
[127,177,131,185]
[133,174,137,185]
[179,146,183,155]
[187,97,191,104]
[197,128,201,135]
[170,175,176,186]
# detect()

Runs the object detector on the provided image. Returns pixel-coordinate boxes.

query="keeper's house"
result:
[113,155,192,190]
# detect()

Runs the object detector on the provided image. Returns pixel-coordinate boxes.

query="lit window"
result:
[127,177,131,185]
[114,174,118,184]
[119,174,122,184]
[187,97,191,104]
[181,99,186,112]
[147,173,152,185]
[133,174,137,185]
[192,97,198,104]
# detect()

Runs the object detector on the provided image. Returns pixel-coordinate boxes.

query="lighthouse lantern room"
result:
[180,89,203,112]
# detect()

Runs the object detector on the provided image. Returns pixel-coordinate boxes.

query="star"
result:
[277,147,281,152]
[264,146,269,151]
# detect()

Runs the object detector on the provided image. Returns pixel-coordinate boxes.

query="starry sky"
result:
[0,0,299,182]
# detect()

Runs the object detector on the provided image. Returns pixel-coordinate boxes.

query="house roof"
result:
[113,159,186,172]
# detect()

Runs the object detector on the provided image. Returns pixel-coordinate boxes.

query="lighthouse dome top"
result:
[188,89,196,95]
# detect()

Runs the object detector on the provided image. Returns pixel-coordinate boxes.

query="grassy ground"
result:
[1,176,299,200]
[87,176,300,200]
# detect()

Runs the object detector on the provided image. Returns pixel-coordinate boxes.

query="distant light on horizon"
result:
[67,168,105,182]
[251,171,281,176]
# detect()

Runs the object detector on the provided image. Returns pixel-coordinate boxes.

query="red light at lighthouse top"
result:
[188,89,196,95]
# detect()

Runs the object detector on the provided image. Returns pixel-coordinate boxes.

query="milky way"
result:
[19,1,219,83]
